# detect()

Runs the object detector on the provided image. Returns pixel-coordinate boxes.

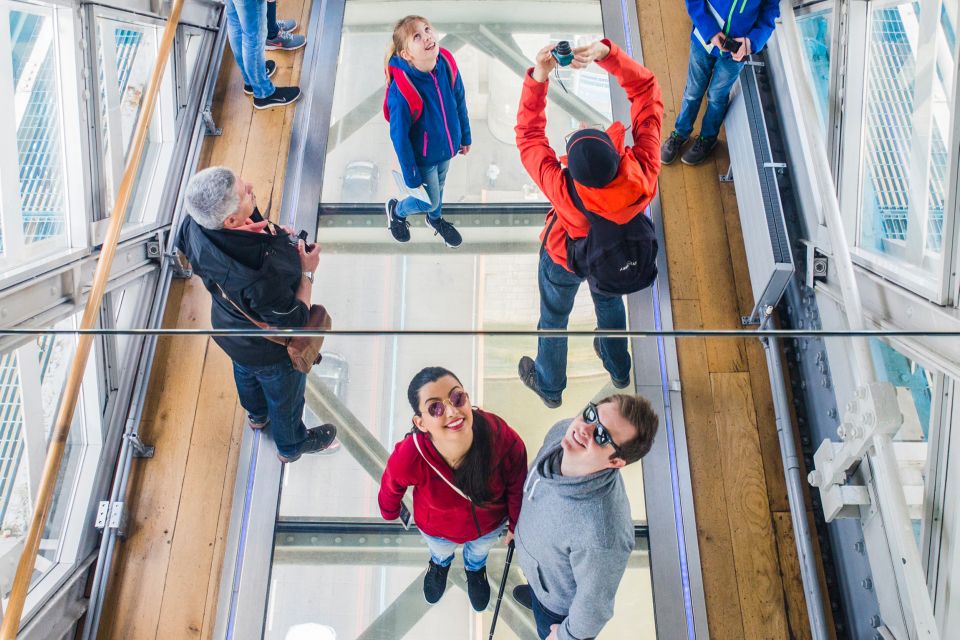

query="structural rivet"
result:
[861,578,873,591]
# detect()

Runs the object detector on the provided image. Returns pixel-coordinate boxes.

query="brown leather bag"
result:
[216,284,331,373]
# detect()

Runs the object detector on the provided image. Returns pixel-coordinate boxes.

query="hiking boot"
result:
[243,60,278,95]
[593,337,630,389]
[385,198,410,242]
[681,135,718,165]
[277,424,338,463]
[265,30,306,51]
[275,18,298,33]
[660,131,687,165]
[425,216,462,248]
[512,584,533,611]
[249,416,270,430]
[465,567,491,612]
[423,559,450,604]
[253,86,301,110]
[518,356,561,408]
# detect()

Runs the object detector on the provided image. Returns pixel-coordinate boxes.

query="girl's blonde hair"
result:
[384,15,431,83]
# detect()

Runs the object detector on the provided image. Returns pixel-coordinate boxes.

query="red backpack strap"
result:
[383,69,423,123]
[438,47,458,87]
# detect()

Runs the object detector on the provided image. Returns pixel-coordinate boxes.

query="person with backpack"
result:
[660,0,779,165]
[379,367,527,611]
[515,39,663,408]
[383,15,471,248]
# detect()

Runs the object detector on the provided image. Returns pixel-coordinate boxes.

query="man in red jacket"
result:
[515,39,663,408]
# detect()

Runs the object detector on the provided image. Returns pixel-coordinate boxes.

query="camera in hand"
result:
[720,36,742,53]
[551,41,574,66]
[295,229,316,252]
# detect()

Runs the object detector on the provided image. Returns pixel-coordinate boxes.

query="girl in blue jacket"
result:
[383,15,471,248]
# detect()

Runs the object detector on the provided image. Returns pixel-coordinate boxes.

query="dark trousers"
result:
[530,590,596,640]
[232,359,307,457]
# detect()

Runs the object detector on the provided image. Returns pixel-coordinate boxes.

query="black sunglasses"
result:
[423,389,469,418]
[583,402,621,452]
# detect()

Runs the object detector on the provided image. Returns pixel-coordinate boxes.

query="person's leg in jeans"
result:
[227,0,274,99]
[396,162,443,218]
[462,523,505,571]
[420,531,457,567]
[592,289,631,384]
[535,250,584,401]
[530,590,568,640]
[265,0,279,40]
[232,360,269,426]
[698,55,746,139]
[257,360,307,458]
[673,41,717,139]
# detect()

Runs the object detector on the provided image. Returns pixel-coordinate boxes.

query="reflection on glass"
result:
[858,2,953,264]
[322,0,610,205]
[869,338,932,544]
[796,10,831,133]
[9,8,69,259]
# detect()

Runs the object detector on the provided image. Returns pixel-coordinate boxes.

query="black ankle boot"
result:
[465,567,491,611]
[423,559,450,604]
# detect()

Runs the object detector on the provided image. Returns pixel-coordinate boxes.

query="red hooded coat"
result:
[515,39,664,270]
[378,409,528,544]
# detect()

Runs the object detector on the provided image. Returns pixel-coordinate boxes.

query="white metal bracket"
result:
[95,501,128,538]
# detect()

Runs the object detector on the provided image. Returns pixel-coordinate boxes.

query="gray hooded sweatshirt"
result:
[515,420,635,640]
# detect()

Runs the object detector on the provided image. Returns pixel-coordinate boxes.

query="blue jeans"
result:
[225,0,274,99]
[535,250,630,401]
[674,40,745,140]
[531,590,574,640]
[396,160,449,220]
[232,359,306,458]
[420,522,506,572]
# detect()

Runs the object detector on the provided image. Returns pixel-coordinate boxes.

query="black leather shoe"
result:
[660,131,687,165]
[518,356,561,408]
[465,567,491,611]
[593,337,630,389]
[512,584,533,611]
[681,135,718,165]
[277,424,338,463]
[423,559,450,604]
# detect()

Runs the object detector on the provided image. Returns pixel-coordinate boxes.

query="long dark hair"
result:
[407,366,494,505]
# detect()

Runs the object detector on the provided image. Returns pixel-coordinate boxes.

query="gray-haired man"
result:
[176,166,337,462]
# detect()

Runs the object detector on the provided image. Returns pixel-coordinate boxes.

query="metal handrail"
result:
[0,0,185,634]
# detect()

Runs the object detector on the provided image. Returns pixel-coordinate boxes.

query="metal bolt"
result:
[870,615,882,627]
[821,376,831,388]
[861,578,873,591]
[854,540,865,554]
[828,408,838,420]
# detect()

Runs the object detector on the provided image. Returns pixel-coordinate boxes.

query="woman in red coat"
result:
[379,366,527,612]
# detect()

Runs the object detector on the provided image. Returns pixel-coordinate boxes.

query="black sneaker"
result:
[681,135,718,165]
[518,356,561,408]
[465,567,491,612]
[512,584,533,611]
[423,559,450,604]
[385,198,410,242]
[593,337,630,389]
[425,216,462,248]
[660,131,687,165]
[253,86,301,110]
[243,60,278,95]
[277,424,338,463]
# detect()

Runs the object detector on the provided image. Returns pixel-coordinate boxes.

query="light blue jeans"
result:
[420,521,506,572]
[397,160,450,221]
[674,40,745,140]
[225,0,274,99]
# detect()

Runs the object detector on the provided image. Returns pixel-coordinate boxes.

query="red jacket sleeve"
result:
[379,440,414,521]
[500,425,528,532]
[595,39,664,186]
[515,70,570,211]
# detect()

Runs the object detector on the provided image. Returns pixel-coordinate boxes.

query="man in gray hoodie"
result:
[514,393,659,640]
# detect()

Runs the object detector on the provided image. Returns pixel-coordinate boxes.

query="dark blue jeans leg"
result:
[699,55,745,139]
[673,41,717,139]
[535,250,582,400]
[233,360,307,458]
[591,288,631,383]
[531,590,567,640]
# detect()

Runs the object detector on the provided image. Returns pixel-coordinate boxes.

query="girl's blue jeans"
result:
[397,160,450,221]
[420,521,506,572]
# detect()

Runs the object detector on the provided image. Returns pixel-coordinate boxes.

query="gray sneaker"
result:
[518,356,561,408]
[265,30,306,51]
[276,18,298,33]
[681,135,718,165]
[660,131,687,165]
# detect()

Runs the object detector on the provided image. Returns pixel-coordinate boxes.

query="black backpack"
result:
[546,171,658,297]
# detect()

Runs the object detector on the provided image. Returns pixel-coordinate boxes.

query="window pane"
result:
[796,10,832,133]
[858,3,953,266]
[9,9,68,252]
[320,1,610,205]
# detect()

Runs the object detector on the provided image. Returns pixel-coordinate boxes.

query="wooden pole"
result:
[0,0,185,634]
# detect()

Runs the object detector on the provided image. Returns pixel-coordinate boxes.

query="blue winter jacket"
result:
[686,0,780,57]
[387,53,471,188]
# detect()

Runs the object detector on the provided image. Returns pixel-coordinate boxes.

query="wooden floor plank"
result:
[746,338,790,512]
[773,511,814,640]
[711,372,789,639]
